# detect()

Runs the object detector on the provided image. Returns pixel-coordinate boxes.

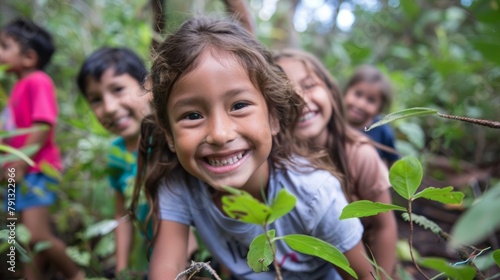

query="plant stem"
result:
[264,225,282,280]
[408,200,430,280]
[437,113,500,129]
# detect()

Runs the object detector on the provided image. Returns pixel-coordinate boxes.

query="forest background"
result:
[0,0,499,279]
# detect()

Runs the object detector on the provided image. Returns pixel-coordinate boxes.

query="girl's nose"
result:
[102,94,119,116]
[206,113,236,146]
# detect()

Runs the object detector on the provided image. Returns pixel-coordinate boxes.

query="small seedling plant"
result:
[220,185,358,280]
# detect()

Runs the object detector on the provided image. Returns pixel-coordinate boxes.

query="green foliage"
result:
[266,189,297,224]
[221,187,272,226]
[83,219,119,240]
[389,156,423,200]
[413,186,464,204]
[33,241,53,254]
[401,213,443,236]
[0,144,38,166]
[340,200,406,219]
[280,234,357,279]
[366,108,439,131]
[451,182,500,248]
[493,249,500,268]
[222,187,358,279]
[247,230,275,272]
[418,257,476,280]
[66,246,91,266]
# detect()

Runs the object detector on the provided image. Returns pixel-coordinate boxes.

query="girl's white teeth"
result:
[115,117,129,126]
[207,152,244,167]
[299,112,315,122]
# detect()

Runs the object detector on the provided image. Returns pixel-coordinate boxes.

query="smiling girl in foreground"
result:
[135,16,373,280]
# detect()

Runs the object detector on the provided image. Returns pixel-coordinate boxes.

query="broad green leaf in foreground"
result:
[493,249,500,268]
[247,230,275,272]
[418,257,475,280]
[340,200,406,219]
[280,234,357,279]
[267,189,296,224]
[222,187,271,225]
[413,186,464,204]
[389,156,423,200]
[451,183,500,247]
[365,107,438,131]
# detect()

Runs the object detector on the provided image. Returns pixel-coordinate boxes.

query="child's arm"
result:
[340,241,375,280]
[4,122,50,180]
[364,190,398,279]
[149,220,189,280]
[114,191,133,273]
[222,0,256,34]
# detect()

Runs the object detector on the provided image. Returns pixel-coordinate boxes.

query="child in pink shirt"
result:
[0,18,83,280]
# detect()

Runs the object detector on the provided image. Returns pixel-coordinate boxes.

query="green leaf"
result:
[40,161,62,182]
[493,249,500,268]
[222,188,272,225]
[389,156,423,200]
[365,107,438,131]
[83,219,119,239]
[267,189,296,224]
[16,224,31,245]
[0,144,39,166]
[281,234,357,279]
[451,184,500,247]
[33,241,52,253]
[93,234,116,258]
[66,246,91,266]
[0,242,10,254]
[418,257,476,280]
[413,187,464,204]
[340,200,406,219]
[401,213,443,236]
[0,125,49,139]
[247,230,275,272]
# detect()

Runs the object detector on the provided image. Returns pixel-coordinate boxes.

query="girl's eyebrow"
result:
[299,75,316,84]
[171,87,255,108]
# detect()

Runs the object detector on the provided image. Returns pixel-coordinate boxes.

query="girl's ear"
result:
[269,114,280,136]
[165,133,176,153]
[21,49,38,69]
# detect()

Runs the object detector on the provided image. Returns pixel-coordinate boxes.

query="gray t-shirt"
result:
[159,164,363,280]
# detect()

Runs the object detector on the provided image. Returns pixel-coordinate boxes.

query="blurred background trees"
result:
[1,0,499,278]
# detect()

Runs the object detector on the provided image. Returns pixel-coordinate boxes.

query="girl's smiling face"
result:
[276,57,332,147]
[166,50,278,196]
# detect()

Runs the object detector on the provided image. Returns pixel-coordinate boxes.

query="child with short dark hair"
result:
[344,65,399,166]
[77,47,198,275]
[77,47,152,274]
[0,18,84,280]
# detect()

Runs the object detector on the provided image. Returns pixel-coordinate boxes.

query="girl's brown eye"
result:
[232,102,248,111]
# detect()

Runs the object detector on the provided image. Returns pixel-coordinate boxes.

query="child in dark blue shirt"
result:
[344,65,399,166]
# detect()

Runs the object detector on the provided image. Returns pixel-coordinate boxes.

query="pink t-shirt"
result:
[1,71,62,172]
